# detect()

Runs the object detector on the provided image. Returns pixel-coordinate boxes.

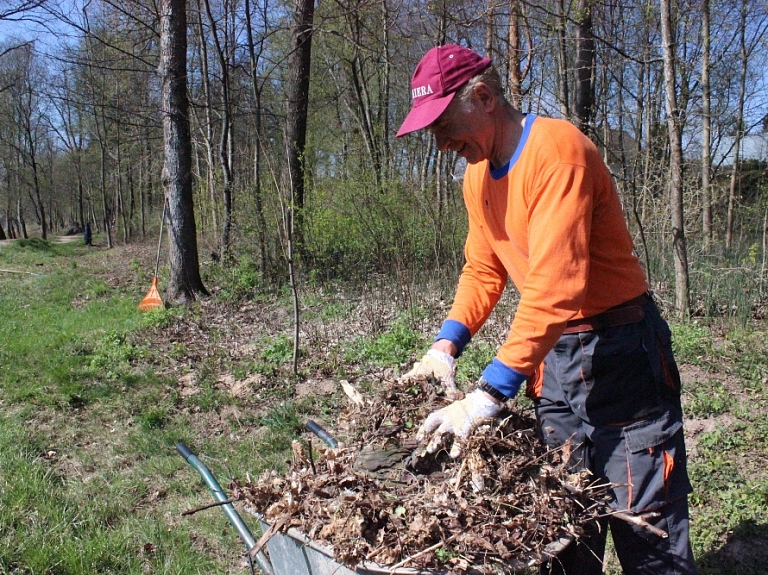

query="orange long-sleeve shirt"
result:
[446,115,648,375]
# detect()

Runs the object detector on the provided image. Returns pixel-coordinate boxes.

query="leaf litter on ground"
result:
[231,376,612,573]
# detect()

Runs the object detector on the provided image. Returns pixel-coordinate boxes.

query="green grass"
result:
[344,317,426,368]
[0,241,298,574]
[671,322,713,363]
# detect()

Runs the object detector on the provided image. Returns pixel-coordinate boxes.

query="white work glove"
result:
[401,349,463,399]
[416,389,501,457]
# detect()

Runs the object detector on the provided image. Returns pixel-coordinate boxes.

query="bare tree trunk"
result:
[193,2,219,242]
[436,148,445,213]
[0,183,5,239]
[345,31,382,190]
[18,85,47,240]
[27,148,46,240]
[244,0,269,273]
[143,134,154,238]
[4,172,12,239]
[615,56,652,285]
[700,0,712,250]
[285,0,315,250]
[660,0,690,317]
[17,197,27,239]
[761,208,767,297]
[285,207,300,375]
[115,122,129,242]
[485,0,494,57]
[139,157,146,238]
[86,187,97,234]
[726,0,748,250]
[573,0,595,135]
[160,0,208,305]
[641,41,653,196]
[435,0,447,44]
[420,136,434,195]
[99,145,112,248]
[77,170,85,228]
[381,0,391,178]
[202,0,234,260]
[556,0,569,119]
[507,0,523,108]
[128,159,136,236]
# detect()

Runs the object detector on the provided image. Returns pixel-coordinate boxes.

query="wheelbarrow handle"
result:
[176,443,275,575]
[176,442,194,460]
[305,420,338,448]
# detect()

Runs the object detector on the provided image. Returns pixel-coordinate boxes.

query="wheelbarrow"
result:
[177,423,571,575]
[177,441,463,575]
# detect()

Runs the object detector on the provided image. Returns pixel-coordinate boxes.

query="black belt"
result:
[562,292,649,334]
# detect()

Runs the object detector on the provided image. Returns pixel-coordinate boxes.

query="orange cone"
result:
[138,277,164,311]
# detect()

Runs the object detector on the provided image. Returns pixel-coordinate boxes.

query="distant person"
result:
[397,44,697,575]
[84,222,92,246]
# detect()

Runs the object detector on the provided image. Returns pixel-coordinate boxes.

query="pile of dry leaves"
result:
[231,377,610,573]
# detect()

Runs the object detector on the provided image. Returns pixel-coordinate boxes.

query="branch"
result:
[385,533,459,573]
[607,510,668,539]
[181,498,234,516]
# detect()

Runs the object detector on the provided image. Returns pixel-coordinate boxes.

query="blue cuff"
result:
[481,359,527,399]
[435,319,472,357]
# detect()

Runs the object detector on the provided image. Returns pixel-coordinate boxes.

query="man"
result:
[397,44,697,575]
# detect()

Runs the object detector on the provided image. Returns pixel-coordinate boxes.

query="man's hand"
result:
[401,349,463,399]
[416,389,501,457]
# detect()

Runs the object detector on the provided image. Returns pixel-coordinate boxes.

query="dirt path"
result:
[0,235,83,248]
[52,235,83,243]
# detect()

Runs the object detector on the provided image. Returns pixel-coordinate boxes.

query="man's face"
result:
[427,91,491,165]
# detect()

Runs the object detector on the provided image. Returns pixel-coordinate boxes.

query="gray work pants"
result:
[534,297,698,575]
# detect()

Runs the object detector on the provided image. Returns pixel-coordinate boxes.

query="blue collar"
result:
[490,113,537,180]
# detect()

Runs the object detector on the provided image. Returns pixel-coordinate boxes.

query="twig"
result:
[517,441,572,470]
[365,543,387,561]
[451,457,467,491]
[387,534,458,573]
[308,438,317,475]
[0,268,41,276]
[248,514,290,559]
[607,510,668,538]
[181,498,234,516]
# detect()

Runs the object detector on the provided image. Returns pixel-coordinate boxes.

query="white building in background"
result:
[711,133,768,166]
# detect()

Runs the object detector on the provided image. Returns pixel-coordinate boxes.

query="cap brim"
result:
[396,92,456,137]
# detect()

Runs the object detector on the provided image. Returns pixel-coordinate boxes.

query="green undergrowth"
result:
[343,317,425,368]
[670,322,768,574]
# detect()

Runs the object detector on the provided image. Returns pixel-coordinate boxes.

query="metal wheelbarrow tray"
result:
[250,509,571,575]
[177,442,570,575]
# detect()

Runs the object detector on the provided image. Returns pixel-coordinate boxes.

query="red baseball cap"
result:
[396,44,492,137]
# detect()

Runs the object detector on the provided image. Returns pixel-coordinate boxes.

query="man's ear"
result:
[473,82,497,112]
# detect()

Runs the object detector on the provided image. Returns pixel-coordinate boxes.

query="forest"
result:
[0,0,766,317]
[2,1,768,574]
